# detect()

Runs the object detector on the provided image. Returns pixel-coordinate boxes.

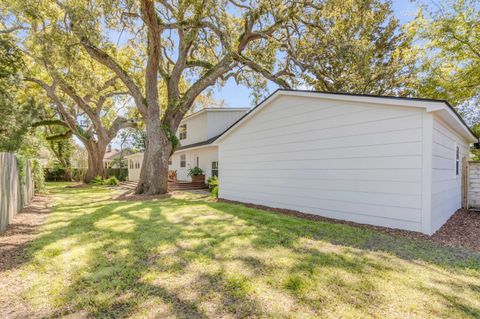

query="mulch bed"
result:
[432,209,480,251]
[219,199,480,252]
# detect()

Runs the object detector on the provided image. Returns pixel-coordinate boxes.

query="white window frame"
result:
[211,161,218,177]
[455,143,460,177]
[179,124,187,140]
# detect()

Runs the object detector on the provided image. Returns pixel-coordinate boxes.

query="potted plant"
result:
[188,166,205,183]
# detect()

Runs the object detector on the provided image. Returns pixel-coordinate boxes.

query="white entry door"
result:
[177,153,188,181]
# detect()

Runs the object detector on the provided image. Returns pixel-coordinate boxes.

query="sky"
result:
[212,0,421,108]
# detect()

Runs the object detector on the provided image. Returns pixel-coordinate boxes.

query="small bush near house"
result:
[188,166,204,176]
[103,176,119,186]
[208,176,218,198]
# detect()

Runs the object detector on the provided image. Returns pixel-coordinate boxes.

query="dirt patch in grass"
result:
[114,190,172,201]
[219,199,480,252]
[65,183,89,188]
[0,194,52,319]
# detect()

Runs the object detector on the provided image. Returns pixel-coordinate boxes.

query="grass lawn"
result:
[2,182,480,318]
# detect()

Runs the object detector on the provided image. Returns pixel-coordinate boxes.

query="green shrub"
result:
[89,175,104,185]
[32,159,45,193]
[188,166,204,176]
[207,176,218,198]
[89,175,119,186]
[104,176,119,186]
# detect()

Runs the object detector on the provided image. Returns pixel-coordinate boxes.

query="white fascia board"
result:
[173,144,217,154]
[281,90,446,110]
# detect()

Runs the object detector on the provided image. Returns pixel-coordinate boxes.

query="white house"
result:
[214,90,477,235]
[125,107,249,182]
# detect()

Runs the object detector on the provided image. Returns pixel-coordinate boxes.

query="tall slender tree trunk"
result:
[84,141,107,183]
[136,117,172,195]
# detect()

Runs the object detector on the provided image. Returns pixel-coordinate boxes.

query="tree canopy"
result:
[287,0,418,95]
[414,0,480,105]
[0,33,38,151]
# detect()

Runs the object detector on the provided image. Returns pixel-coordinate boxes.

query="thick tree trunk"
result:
[63,164,73,181]
[135,118,171,195]
[84,141,107,183]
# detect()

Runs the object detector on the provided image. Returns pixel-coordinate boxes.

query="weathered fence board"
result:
[0,152,34,232]
[468,161,480,210]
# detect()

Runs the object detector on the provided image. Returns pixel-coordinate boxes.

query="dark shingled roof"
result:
[176,134,220,150]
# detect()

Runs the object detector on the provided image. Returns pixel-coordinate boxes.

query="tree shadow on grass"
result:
[13,186,480,318]
[206,201,480,271]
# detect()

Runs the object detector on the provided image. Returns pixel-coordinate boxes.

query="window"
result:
[196,156,199,167]
[455,145,460,176]
[180,154,186,168]
[179,124,187,140]
[211,161,218,177]
[130,160,133,169]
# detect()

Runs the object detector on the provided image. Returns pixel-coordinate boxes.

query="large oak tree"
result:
[1,1,139,181]
[59,0,297,194]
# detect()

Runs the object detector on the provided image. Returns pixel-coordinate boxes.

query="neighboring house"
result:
[104,146,134,169]
[214,90,477,235]
[125,107,249,182]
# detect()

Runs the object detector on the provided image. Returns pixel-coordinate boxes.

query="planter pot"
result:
[191,174,205,184]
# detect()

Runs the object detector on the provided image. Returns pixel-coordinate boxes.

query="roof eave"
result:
[214,89,477,144]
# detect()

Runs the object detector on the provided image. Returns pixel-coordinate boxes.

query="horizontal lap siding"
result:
[430,116,469,232]
[219,96,424,232]
[207,111,248,138]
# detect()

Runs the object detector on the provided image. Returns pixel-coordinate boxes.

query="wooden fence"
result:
[0,152,34,232]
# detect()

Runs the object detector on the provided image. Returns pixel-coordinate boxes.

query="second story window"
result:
[179,124,187,140]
